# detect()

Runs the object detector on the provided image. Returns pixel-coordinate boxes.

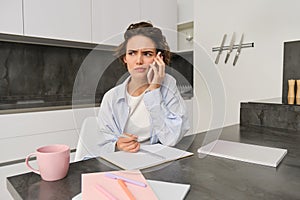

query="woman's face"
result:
[123,35,157,79]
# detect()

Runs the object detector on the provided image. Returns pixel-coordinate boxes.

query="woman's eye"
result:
[144,52,153,57]
[128,52,135,55]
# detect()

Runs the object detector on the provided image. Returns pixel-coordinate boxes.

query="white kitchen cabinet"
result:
[140,0,177,51]
[0,107,99,164]
[0,0,23,35]
[92,0,140,45]
[23,0,92,43]
[92,0,177,50]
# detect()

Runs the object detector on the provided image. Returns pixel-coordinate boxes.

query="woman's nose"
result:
[136,53,143,65]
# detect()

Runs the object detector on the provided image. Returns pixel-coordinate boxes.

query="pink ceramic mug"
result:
[25,144,70,181]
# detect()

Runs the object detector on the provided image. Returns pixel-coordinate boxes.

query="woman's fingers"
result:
[149,64,159,84]
[124,142,140,153]
[155,55,164,66]
[154,54,165,77]
[117,140,134,151]
[128,142,140,153]
[146,52,165,90]
[120,141,139,152]
[116,133,140,152]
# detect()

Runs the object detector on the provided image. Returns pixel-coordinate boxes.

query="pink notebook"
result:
[82,170,158,200]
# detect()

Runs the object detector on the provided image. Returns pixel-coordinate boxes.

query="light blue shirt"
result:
[97,74,190,153]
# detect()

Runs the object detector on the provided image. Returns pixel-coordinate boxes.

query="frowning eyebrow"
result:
[127,49,156,53]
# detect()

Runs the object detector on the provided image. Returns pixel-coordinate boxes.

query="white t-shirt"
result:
[124,90,151,142]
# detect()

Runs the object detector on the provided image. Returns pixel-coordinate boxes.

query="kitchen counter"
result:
[7,124,300,199]
[240,97,300,131]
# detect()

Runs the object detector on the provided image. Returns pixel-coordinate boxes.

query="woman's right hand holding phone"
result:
[147,51,165,91]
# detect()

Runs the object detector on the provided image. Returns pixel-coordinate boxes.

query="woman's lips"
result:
[134,67,147,72]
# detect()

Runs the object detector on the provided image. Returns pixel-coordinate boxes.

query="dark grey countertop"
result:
[241,97,300,131]
[6,124,300,200]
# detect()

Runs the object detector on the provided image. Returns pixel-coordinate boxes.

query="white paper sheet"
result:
[147,180,190,200]
[99,144,193,170]
[198,140,287,167]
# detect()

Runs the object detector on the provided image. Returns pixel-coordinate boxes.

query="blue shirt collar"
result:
[115,76,131,103]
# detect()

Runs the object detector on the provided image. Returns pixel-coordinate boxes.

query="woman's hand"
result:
[147,52,165,90]
[116,133,140,152]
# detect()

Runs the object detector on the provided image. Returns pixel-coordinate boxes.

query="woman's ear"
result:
[123,56,127,64]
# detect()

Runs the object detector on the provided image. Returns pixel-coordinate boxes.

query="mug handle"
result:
[25,153,40,174]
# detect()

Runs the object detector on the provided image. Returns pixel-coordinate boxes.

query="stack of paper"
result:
[72,170,190,200]
[82,170,157,200]
[99,144,193,170]
[197,140,287,167]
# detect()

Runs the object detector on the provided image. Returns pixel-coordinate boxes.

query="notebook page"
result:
[100,144,193,170]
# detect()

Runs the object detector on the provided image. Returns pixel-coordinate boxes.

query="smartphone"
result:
[147,62,155,83]
[147,51,161,83]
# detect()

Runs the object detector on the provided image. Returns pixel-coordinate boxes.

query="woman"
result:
[97,21,190,153]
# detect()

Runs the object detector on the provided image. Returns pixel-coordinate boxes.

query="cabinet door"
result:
[92,0,140,45]
[23,0,91,43]
[140,0,177,51]
[0,0,23,35]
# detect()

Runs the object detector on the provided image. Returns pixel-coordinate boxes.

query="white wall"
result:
[177,0,193,23]
[193,0,300,132]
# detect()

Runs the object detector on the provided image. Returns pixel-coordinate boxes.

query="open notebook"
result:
[99,144,193,170]
[72,170,190,200]
[198,140,287,167]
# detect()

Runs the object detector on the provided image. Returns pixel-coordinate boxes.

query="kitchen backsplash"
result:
[0,38,193,111]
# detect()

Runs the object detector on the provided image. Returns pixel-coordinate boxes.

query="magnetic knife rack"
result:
[212,42,254,52]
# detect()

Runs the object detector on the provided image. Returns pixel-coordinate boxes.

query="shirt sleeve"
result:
[143,80,190,146]
[96,91,122,153]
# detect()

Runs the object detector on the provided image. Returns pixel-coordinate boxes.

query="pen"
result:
[118,179,136,200]
[95,184,118,200]
[118,134,137,140]
[105,173,147,187]
[100,129,137,141]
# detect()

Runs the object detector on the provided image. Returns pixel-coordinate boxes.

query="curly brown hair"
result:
[114,21,171,65]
